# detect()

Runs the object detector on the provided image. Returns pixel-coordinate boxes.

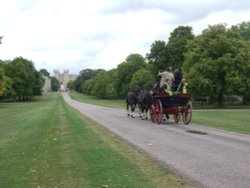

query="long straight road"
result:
[62,92,250,188]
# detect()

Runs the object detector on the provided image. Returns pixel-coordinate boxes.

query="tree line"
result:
[1,22,249,106]
[0,57,44,101]
[69,22,250,107]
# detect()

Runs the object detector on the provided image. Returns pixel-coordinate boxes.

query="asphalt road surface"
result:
[62,92,250,188]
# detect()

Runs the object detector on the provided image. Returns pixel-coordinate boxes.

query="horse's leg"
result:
[131,104,135,118]
[127,103,130,116]
[138,105,142,117]
[145,108,148,119]
[141,107,145,120]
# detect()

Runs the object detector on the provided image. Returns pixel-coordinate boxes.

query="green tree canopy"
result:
[146,40,167,72]
[51,76,60,92]
[39,69,50,77]
[183,24,250,107]
[231,21,250,103]
[3,57,42,100]
[167,26,194,69]
[0,67,6,96]
[74,68,105,92]
[130,69,155,91]
[231,21,250,40]
[114,54,146,97]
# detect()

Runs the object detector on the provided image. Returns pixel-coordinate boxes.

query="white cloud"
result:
[0,0,250,75]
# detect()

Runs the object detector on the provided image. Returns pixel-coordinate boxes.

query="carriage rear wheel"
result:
[182,100,192,125]
[154,99,163,124]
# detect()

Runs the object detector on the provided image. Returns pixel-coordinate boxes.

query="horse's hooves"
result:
[128,114,130,116]
[132,116,135,118]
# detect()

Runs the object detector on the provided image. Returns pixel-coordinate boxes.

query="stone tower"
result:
[53,69,77,89]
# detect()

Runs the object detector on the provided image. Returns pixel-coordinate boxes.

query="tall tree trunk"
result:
[217,92,224,107]
[217,73,225,107]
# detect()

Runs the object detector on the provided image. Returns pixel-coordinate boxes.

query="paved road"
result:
[62,92,250,188]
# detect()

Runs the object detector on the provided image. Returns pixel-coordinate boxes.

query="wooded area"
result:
[0,57,44,101]
[71,22,250,107]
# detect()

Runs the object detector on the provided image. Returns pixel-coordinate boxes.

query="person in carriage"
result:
[176,78,188,94]
[158,67,174,88]
[172,67,182,91]
[163,78,174,96]
[152,67,174,93]
[163,78,188,95]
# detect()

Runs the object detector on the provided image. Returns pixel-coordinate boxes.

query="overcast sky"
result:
[0,0,249,75]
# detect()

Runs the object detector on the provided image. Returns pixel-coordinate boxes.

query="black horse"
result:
[126,91,138,118]
[138,91,153,120]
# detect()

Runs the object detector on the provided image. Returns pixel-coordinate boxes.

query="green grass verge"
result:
[69,92,250,135]
[0,93,193,188]
[192,110,250,134]
[69,92,125,108]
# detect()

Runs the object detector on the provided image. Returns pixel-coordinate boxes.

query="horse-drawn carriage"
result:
[149,91,192,125]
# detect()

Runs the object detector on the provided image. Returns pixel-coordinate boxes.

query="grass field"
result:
[69,92,125,108]
[0,93,193,188]
[69,92,250,135]
[192,110,250,134]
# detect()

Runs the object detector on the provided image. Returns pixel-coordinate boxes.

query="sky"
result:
[0,0,249,75]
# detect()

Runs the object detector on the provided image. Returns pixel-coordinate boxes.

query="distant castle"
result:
[53,69,78,89]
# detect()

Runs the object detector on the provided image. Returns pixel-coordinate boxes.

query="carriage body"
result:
[150,91,192,124]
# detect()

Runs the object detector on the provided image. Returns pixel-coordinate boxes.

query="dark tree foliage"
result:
[2,57,44,100]
[73,68,105,92]
[114,54,146,97]
[166,26,194,69]
[39,68,50,77]
[50,76,60,92]
[183,24,250,107]
[146,40,168,72]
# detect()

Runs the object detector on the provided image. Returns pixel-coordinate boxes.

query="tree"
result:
[51,76,60,92]
[231,21,250,40]
[0,60,15,98]
[183,24,250,107]
[39,69,50,77]
[130,69,154,91]
[114,54,146,97]
[146,40,168,73]
[33,71,44,96]
[231,21,250,104]
[91,71,109,98]
[4,57,38,100]
[0,67,6,96]
[74,68,105,92]
[67,80,74,91]
[166,26,194,69]
[81,79,95,95]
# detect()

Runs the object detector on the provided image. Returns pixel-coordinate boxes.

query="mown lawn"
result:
[0,93,193,188]
[192,110,250,134]
[69,91,125,108]
[69,92,250,135]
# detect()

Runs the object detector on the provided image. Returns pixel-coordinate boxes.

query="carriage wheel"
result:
[154,99,163,124]
[173,113,180,123]
[182,100,192,125]
[149,106,155,123]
